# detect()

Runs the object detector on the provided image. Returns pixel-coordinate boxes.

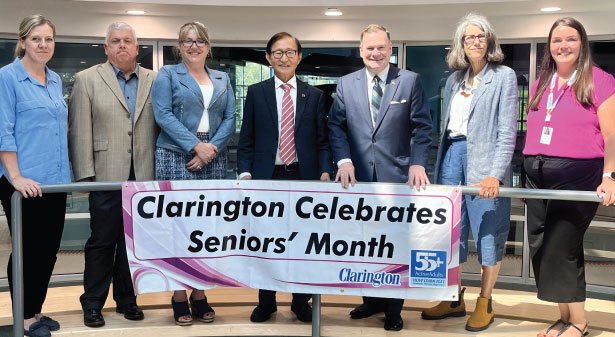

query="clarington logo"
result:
[338,268,401,287]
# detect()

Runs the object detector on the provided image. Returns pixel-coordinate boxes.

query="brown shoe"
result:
[466,296,494,331]
[421,287,466,320]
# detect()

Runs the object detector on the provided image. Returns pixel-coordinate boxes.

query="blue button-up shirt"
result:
[0,57,70,184]
[111,63,139,121]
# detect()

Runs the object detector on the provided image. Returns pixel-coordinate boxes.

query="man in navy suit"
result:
[237,32,333,323]
[328,24,433,331]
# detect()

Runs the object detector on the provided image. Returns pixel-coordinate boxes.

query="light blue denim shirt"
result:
[152,63,236,153]
[0,58,70,184]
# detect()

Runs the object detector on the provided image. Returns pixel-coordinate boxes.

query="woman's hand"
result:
[597,177,615,206]
[186,157,205,172]
[475,176,500,198]
[12,175,42,198]
[192,143,218,165]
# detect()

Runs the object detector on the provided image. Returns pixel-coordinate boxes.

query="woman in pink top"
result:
[523,17,615,337]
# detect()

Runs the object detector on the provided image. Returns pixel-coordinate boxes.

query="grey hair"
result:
[105,22,137,43]
[446,13,504,70]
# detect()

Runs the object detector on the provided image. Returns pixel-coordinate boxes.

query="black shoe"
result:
[116,303,144,321]
[250,305,277,322]
[349,304,384,319]
[83,309,105,327]
[384,317,404,331]
[291,302,312,322]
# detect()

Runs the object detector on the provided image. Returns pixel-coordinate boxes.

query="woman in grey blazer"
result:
[420,13,517,332]
[152,21,236,326]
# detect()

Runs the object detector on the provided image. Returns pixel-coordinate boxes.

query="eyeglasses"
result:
[270,50,298,59]
[463,34,487,44]
[181,39,207,48]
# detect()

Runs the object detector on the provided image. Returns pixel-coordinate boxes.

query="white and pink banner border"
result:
[122,180,461,300]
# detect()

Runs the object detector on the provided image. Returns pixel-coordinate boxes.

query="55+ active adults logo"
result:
[410,250,447,288]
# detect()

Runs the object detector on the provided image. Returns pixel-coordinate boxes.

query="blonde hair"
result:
[14,14,56,58]
[360,24,391,42]
[177,21,212,59]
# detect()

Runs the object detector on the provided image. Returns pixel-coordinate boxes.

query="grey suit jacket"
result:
[329,66,433,183]
[435,63,518,185]
[69,61,158,182]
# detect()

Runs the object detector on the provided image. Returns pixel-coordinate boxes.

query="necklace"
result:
[460,78,480,97]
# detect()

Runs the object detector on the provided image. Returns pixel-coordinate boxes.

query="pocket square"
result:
[390,99,407,105]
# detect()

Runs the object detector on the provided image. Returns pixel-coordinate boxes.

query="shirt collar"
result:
[13,57,57,84]
[111,63,139,79]
[274,75,297,89]
[366,65,390,84]
[462,64,487,88]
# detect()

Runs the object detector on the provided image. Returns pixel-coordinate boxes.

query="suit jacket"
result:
[435,63,517,185]
[237,77,333,180]
[69,61,158,182]
[329,66,433,183]
[153,63,236,153]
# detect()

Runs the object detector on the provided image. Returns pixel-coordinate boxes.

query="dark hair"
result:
[15,14,56,58]
[266,32,302,54]
[529,17,594,110]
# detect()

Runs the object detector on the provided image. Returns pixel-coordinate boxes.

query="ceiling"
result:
[2,0,615,42]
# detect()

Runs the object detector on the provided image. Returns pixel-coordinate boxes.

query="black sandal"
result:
[540,319,568,336]
[557,322,589,337]
[171,297,193,326]
[190,295,215,323]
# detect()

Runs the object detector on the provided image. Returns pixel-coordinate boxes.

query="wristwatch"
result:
[602,172,615,180]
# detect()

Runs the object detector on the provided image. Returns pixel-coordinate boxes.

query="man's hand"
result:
[320,172,331,182]
[407,165,430,190]
[335,162,356,189]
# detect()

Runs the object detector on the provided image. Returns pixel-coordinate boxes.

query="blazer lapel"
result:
[208,68,225,109]
[354,70,374,132]
[469,64,494,116]
[263,78,279,129]
[134,66,152,123]
[374,66,400,131]
[176,63,204,107]
[294,80,309,131]
[98,62,129,112]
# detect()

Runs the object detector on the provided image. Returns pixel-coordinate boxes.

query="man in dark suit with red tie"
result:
[237,32,333,323]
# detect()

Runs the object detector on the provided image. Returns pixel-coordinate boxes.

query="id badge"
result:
[540,127,553,145]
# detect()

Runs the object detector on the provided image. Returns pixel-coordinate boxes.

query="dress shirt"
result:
[273,75,298,165]
[0,57,70,184]
[447,65,486,137]
[336,66,389,168]
[111,63,139,122]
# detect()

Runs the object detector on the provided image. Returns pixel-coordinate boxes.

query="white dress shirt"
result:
[197,84,213,133]
[447,65,486,138]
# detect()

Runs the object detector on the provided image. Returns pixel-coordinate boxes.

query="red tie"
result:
[279,83,296,165]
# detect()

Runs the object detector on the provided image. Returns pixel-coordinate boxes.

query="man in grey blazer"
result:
[328,24,433,331]
[69,22,158,328]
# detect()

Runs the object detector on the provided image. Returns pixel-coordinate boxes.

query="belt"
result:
[274,162,299,172]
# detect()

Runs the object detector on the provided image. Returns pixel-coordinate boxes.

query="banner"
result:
[122,180,461,300]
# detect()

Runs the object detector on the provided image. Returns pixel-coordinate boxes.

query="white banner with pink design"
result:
[122,180,461,300]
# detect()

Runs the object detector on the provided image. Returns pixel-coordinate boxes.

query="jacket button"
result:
[127,149,132,153]
[369,161,374,165]
[372,139,376,143]
[128,131,133,136]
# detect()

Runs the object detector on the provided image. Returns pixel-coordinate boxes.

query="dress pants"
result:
[524,155,601,303]
[364,170,404,320]
[80,190,137,310]
[0,177,67,319]
[257,163,311,308]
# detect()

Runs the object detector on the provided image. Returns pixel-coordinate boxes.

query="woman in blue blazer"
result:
[420,13,517,332]
[152,21,235,326]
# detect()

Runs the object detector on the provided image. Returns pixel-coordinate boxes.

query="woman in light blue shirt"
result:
[0,15,70,337]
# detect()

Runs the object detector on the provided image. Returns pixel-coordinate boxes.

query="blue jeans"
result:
[439,138,510,266]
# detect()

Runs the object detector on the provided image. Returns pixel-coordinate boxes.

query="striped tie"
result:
[279,83,296,165]
[371,75,383,124]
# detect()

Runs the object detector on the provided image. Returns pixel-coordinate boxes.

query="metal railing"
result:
[9,183,606,337]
